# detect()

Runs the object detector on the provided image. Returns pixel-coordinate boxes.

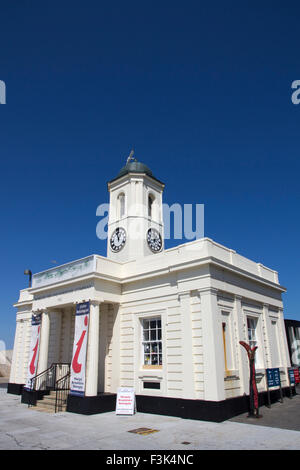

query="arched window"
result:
[118,193,125,218]
[148,194,155,218]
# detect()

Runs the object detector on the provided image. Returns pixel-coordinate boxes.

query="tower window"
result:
[148,194,155,218]
[118,193,125,218]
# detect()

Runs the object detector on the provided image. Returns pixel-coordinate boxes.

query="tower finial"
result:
[126,149,137,164]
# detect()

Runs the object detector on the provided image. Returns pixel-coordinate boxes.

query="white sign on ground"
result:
[116,387,136,415]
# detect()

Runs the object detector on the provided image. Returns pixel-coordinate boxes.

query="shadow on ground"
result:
[230,390,300,432]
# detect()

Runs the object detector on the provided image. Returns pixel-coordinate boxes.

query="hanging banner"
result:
[25,314,42,390]
[294,368,300,384]
[70,301,90,396]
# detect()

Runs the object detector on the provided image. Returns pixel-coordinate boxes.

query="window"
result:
[222,322,229,373]
[270,320,281,367]
[118,193,125,218]
[247,317,258,350]
[142,317,162,367]
[148,194,155,218]
[143,382,160,390]
[221,311,235,373]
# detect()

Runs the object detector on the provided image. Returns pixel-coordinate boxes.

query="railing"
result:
[55,371,71,413]
[28,363,70,408]
[29,363,70,392]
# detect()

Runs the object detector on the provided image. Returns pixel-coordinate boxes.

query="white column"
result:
[37,310,50,374]
[9,318,21,384]
[85,301,100,396]
[179,292,195,399]
[278,308,291,370]
[199,288,225,401]
[262,303,272,368]
[52,310,62,363]
[111,303,120,393]
[233,295,248,395]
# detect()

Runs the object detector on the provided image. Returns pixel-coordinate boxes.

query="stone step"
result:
[34,401,67,413]
[34,405,56,413]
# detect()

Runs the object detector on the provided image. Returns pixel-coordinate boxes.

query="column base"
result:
[7,383,24,395]
[67,393,117,415]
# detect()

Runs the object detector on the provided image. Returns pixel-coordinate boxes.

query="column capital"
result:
[73,298,103,306]
[178,291,190,301]
[197,287,218,297]
[90,299,102,307]
[234,294,243,301]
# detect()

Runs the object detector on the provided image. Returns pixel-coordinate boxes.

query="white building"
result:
[8,159,291,420]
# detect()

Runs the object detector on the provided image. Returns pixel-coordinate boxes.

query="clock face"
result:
[147,228,162,253]
[110,227,126,252]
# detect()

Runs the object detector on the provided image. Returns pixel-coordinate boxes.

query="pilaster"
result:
[199,287,225,401]
[233,295,248,395]
[85,300,101,396]
[178,292,195,399]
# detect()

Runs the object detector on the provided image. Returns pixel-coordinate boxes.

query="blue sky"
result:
[1,1,300,349]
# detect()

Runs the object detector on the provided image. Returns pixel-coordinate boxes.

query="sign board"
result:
[70,302,90,396]
[266,368,281,388]
[116,387,136,415]
[32,255,95,288]
[24,314,42,390]
[288,368,295,385]
[294,368,300,384]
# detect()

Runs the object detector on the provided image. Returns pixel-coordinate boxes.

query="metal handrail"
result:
[30,362,70,389]
[55,371,71,413]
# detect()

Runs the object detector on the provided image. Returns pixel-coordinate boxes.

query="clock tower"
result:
[107,154,165,262]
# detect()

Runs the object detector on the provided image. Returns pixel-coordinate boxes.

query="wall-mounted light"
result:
[24,269,32,288]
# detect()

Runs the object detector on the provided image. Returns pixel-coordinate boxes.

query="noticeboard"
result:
[266,368,281,388]
[288,368,295,385]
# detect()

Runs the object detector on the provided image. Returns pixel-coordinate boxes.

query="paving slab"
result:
[230,391,300,432]
[1,387,300,450]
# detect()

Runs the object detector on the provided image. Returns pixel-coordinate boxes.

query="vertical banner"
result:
[25,314,42,390]
[70,301,90,396]
[294,368,300,384]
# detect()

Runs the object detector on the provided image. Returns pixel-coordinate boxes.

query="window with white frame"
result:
[117,192,125,218]
[142,317,162,367]
[221,311,235,372]
[247,317,258,350]
[148,194,155,218]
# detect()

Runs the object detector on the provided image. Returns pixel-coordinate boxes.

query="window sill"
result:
[142,365,162,370]
[224,370,240,381]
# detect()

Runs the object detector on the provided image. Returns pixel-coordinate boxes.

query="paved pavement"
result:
[230,391,300,432]
[1,386,300,450]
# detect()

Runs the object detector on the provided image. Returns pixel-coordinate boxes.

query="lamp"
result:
[24,269,32,288]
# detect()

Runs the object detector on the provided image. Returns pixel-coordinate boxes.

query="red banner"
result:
[293,368,300,384]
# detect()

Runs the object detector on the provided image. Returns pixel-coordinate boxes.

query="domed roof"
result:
[116,160,154,179]
[108,157,164,185]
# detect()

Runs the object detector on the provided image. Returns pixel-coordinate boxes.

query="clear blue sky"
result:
[1,1,300,349]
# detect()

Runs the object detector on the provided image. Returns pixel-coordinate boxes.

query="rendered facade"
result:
[8,159,291,420]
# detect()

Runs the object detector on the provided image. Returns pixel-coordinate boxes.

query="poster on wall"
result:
[25,314,42,390]
[70,301,90,396]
